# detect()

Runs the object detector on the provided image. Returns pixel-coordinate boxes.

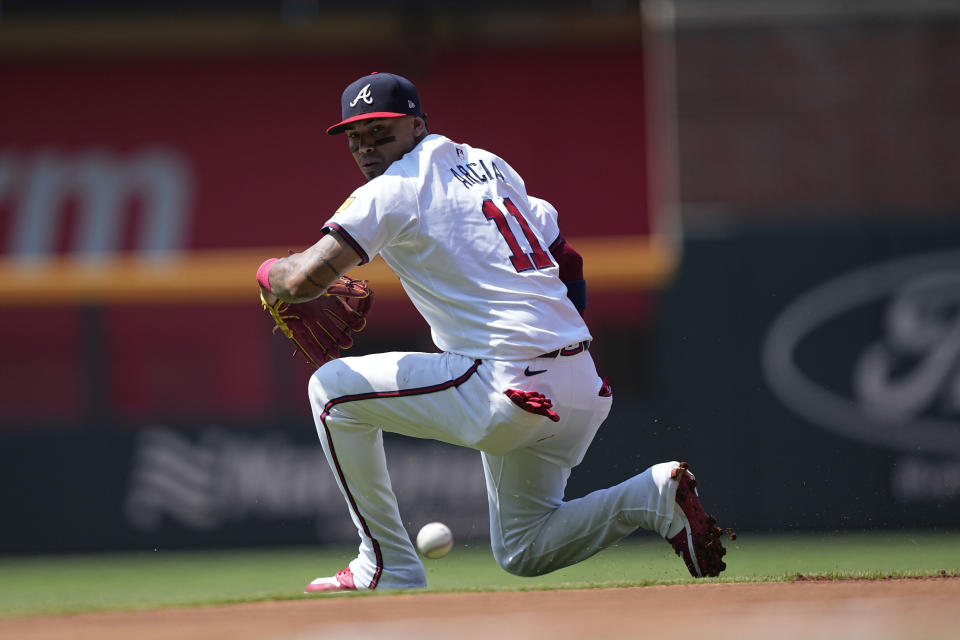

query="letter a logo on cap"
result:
[349,83,374,108]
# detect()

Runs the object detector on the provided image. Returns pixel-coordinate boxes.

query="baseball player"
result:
[257,72,727,592]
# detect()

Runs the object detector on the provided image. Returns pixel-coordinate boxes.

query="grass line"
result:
[1,530,958,618]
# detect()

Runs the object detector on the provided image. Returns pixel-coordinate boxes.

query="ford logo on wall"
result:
[762,250,960,456]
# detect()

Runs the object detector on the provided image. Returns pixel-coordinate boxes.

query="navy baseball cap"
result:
[326,72,423,135]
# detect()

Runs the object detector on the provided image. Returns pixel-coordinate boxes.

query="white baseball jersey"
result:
[324,133,590,360]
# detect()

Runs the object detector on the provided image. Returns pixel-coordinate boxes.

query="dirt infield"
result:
[4,577,958,640]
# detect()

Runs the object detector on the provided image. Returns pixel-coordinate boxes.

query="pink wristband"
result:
[257,258,279,292]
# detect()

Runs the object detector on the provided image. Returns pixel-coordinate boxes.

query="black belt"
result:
[538,340,590,359]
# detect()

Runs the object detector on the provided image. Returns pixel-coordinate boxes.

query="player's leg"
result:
[306,350,489,590]
[479,352,685,576]
[310,410,425,590]
[483,450,682,576]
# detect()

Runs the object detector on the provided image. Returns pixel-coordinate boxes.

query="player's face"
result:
[345,116,425,181]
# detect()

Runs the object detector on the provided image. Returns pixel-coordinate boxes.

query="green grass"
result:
[1,530,958,618]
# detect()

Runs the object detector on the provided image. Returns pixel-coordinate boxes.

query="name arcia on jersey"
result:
[449,157,507,189]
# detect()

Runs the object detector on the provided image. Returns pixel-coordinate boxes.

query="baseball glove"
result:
[261,275,374,369]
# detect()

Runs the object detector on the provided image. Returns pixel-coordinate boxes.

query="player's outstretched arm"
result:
[259,230,362,304]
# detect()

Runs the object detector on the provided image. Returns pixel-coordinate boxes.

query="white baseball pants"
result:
[308,349,683,589]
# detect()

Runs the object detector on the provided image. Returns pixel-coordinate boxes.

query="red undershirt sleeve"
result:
[549,236,587,314]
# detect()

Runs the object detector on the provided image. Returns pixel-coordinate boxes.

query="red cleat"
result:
[667,462,728,577]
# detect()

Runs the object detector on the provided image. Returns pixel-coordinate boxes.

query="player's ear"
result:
[413,115,427,136]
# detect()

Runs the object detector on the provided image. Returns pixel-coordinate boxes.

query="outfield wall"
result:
[0,41,668,553]
[3,11,959,553]
[3,223,959,553]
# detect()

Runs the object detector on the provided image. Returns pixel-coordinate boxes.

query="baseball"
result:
[416,522,454,559]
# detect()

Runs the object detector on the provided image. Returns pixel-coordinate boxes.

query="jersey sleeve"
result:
[323,175,418,265]
[526,196,562,248]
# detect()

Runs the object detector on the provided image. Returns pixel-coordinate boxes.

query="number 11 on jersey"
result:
[482,198,554,272]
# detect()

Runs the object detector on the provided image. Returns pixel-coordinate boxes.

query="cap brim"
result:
[326,112,408,135]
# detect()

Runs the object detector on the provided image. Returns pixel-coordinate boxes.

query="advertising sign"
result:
[629,224,960,531]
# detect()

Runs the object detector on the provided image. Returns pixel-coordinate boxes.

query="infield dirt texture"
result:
[4,577,958,640]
